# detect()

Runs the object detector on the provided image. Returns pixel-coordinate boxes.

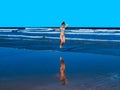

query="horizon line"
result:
[0,27,120,30]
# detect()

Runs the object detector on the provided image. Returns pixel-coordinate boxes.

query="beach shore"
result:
[0,47,120,90]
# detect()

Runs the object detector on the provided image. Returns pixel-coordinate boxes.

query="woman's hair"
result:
[61,22,65,25]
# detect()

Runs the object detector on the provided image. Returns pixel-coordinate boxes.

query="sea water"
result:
[0,28,120,90]
[0,28,120,56]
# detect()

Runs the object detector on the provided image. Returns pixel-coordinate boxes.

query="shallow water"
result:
[0,28,120,56]
[0,48,120,90]
[0,28,120,90]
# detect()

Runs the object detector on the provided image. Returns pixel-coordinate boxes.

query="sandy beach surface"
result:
[0,47,120,90]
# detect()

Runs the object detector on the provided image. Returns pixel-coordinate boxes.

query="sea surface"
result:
[0,28,120,90]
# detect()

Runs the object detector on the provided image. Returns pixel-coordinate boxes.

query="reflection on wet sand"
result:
[60,56,68,85]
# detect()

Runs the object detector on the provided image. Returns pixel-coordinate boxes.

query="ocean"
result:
[0,28,120,90]
[0,27,120,56]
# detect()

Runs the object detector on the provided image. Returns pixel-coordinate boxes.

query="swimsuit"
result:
[61,30,65,32]
[60,28,65,38]
[60,28,65,32]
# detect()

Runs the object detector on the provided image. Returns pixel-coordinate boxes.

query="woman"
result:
[55,22,68,48]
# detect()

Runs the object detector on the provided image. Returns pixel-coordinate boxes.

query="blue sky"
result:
[0,0,120,27]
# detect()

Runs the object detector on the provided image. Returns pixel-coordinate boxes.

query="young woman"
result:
[55,22,68,48]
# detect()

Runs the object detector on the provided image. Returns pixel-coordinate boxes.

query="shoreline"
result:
[0,46,120,57]
[0,47,120,90]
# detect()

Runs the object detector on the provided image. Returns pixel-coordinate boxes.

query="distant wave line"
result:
[21,31,120,35]
[46,36,120,42]
[0,34,43,39]
[0,34,120,42]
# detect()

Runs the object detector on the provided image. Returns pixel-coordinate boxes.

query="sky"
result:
[0,0,120,27]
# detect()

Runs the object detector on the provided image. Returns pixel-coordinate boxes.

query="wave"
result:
[20,31,120,35]
[25,28,53,31]
[1,28,120,34]
[46,36,120,42]
[21,31,59,34]
[70,29,94,33]
[2,37,38,41]
[94,29,120,33]
[24,28,120,33]
[76,29,120,33]
[1,34,120,42]
[0,29,19,32]
[0,34,43,39]
[66,32,120,35]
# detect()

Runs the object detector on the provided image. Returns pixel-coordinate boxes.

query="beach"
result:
[0,47,120,90]
[0,28,120,90]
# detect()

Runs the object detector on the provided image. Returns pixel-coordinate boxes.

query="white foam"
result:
[26,28,45,30]
[21,31,60,34]
[68,29,120,34]
[66,32,120,35]
[70,29,94,33]
[21,31,120,35]
[25,28,53,31]
[46,36,120,42]
[0,34,120,42]
[0,29,18,32]
[4,37,37,41]
[0,34,43,39]
[94,29,120,33]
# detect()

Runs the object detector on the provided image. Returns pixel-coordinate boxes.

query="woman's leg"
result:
[63,35,65,44]
[60,35,63,48]
[60,35,65,48]
[61,35,65,45]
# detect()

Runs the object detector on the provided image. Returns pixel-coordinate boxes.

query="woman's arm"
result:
[53,28,61,31]
[65,24,68,28]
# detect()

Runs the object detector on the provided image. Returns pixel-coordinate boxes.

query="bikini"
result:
[60,28,65,32]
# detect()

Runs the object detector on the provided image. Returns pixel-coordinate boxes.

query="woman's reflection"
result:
[60,56,68,85]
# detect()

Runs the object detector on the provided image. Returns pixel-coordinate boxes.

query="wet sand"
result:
[0,47,120,90]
